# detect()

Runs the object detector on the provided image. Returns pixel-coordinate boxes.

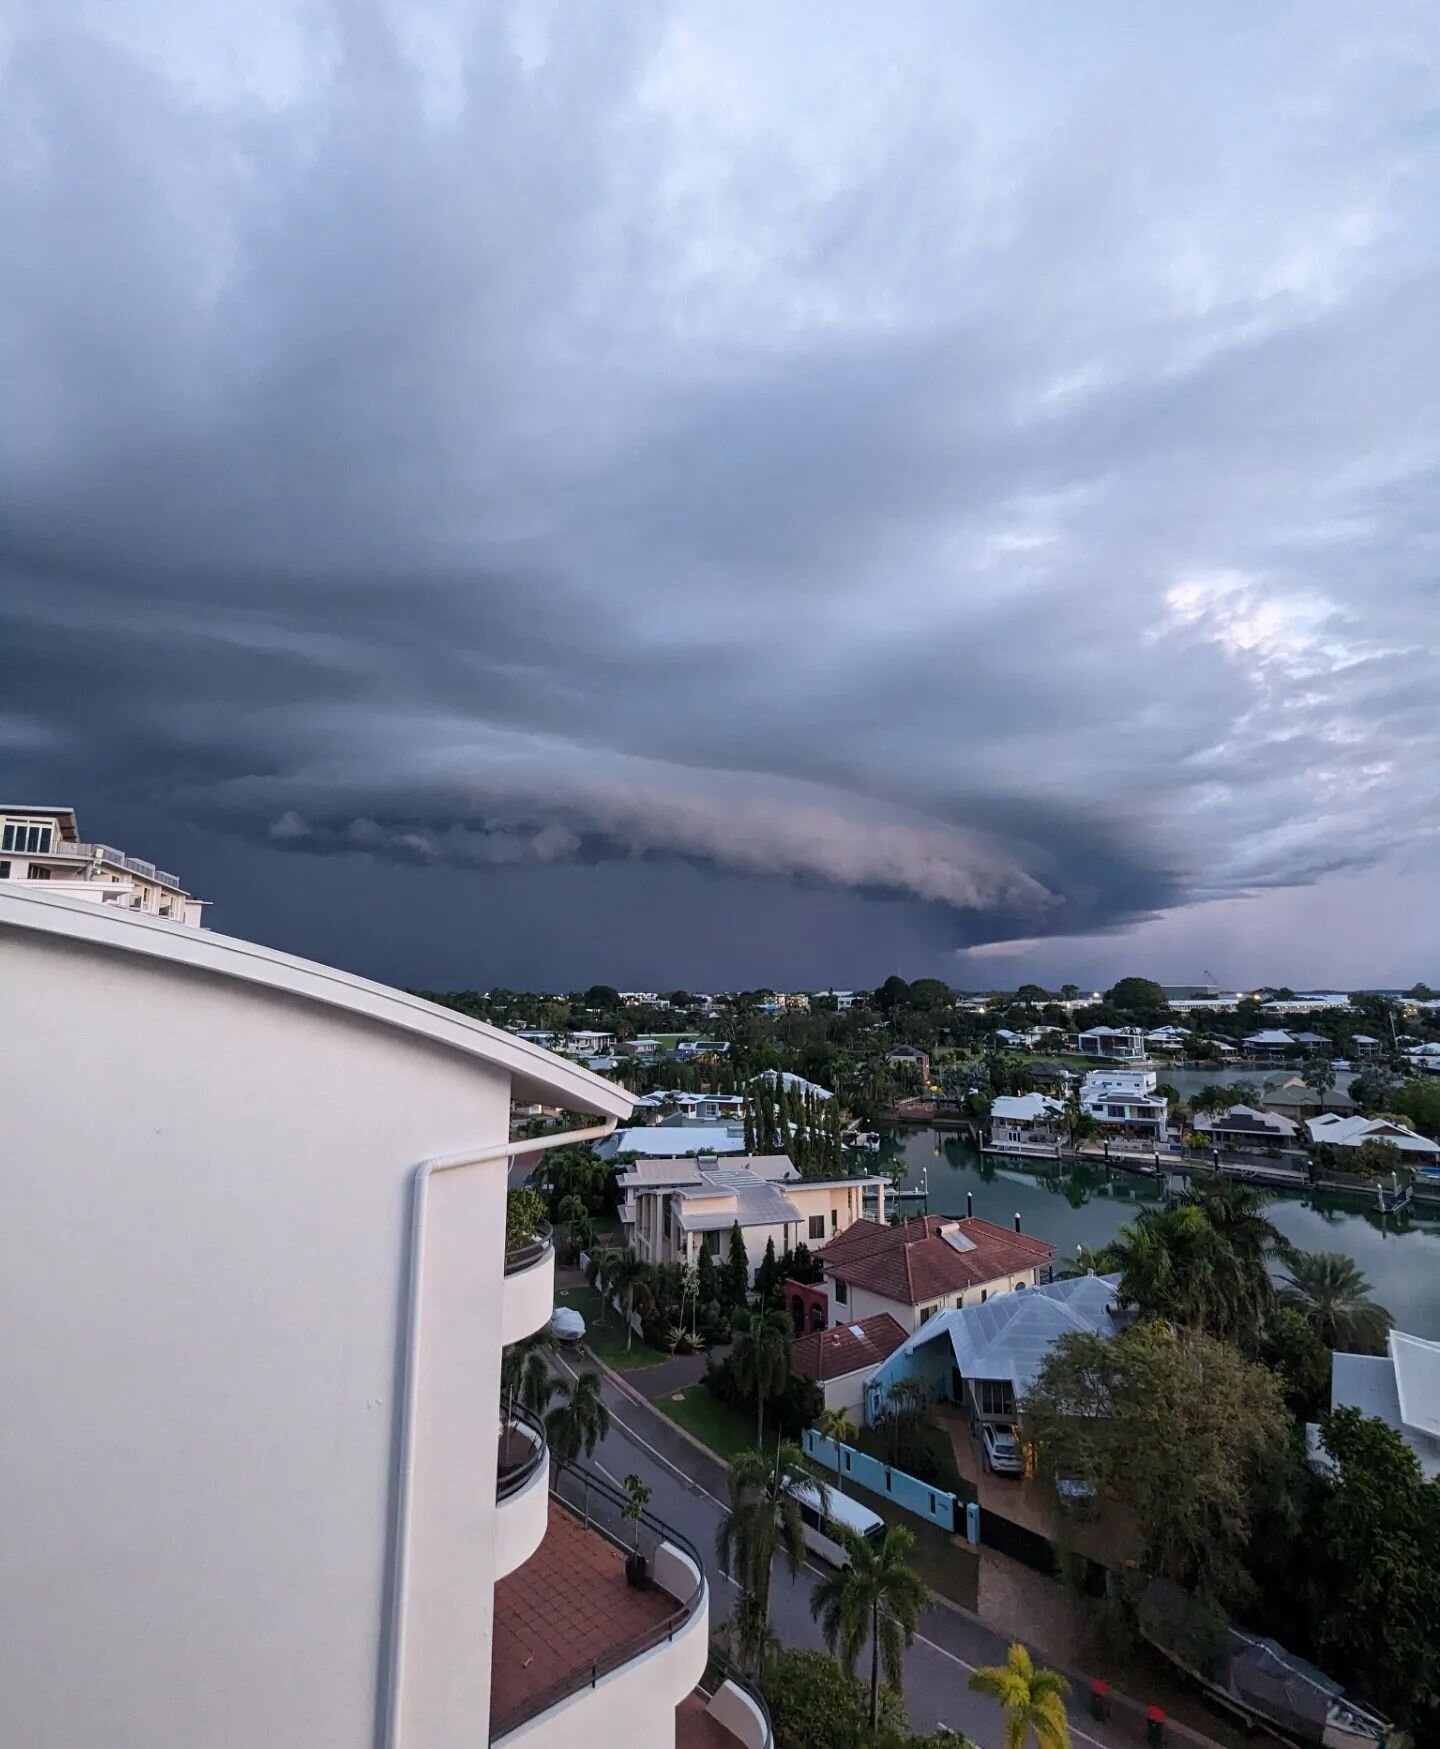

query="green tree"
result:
[1016,983,1049,1005]
[908,978,953,1009]
[544,1367,611,1465]
[1302,1052,1335,1096]
[875,975,912,1013]
[1022,1321,1288,1605]
[607,1249,653,1353]
[722,1222,751,1310]
[716,1443,815,1675]
[1260,1304,1333,1419]
[816,1406,857,1494]
[696,1243,717,1312]
[967,1643,1070,1749]
[754,1236,782,1308]
[1104,977,1168,1016]
[1302,1407,1440,1730]
[730,1303,793,1445]
[760,1648,904,1749]
[1059,984,1080,1001]
[810,1522,930,1730]
[1390,1077,1440,1140]
[505,1187,548,1253]
[519,1342,558,1416]
[584,984,620,1008]
[1279,1251,1394,1354]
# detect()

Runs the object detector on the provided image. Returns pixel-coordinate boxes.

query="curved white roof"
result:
[0,886,634,1117]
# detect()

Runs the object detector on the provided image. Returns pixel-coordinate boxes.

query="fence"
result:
[802,1431,956,1532]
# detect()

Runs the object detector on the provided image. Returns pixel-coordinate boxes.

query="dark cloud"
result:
[2,1,1438,986]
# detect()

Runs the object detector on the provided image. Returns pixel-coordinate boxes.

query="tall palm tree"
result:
[545,1368,611,1465]
[519,1343,557,1416]
[715,1442,814,1676]
[968,1642,1071,1749]
[810,1522,929,1730]
[606,1249,653,1353]
[817,1406,857,1494]
[1280,1251,1395,1354]
[1178,1177,1292,1338]
[730,1304,792,1444]
[585,1246,616,1323]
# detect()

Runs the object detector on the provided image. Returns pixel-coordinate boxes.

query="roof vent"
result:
[848,1324,866,1339]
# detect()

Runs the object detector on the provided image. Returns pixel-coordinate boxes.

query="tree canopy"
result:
[1103,976,1169,1015]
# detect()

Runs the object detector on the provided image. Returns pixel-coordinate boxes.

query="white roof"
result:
[596,1124,748,1158]
[0,888,633,1116]
[1330,1330,1440,1479]
[1244,1030,1295,1046]
[890,1274,1129,1397]
[1077,1026,1144,1039]
[751,1070,833,1100]
[1305,1113,1440,1156]
[1393,1332,1440,1440]
[991,1093,1064,1121]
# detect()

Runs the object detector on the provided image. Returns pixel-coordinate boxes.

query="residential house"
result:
[1144,1024,1190,1053]
[674,1038,730,1061]
[1260,993,1353,1014]
[633,1091,746,1123]
[1080,1067,1169,1140]
[596,1123,750,1159]
[988,1092,1066,1150]
[1192,1105,1299,1149]
[562,1028,616,1055]
[1351,1033,1382,1058]
[1166,994,1246,1014]
[1405,1043,1440,1076]
[790,1314,909,1418]
[1287,1030,1331,1051]
[1071,1025,1147,1061]
[886,1043,931,1083]
[862,1273,1131,1427]
[620,1155,886,1279]
[816,1216,1054,1336]
[1305,1113,1440,1161]
[1321,1330,1440,1481]
[751,1069,833,1101]
[1262,1076,1357,1122]
[0,887,773,1749]
[1243,1028,1297,1057]
[0,803,206,924]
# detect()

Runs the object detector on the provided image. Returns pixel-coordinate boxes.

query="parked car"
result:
[981,1422,1024,1476]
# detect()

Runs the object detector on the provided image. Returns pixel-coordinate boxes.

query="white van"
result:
[789,1481,886,1567]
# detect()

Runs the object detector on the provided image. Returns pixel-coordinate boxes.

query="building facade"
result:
[0,803,206,924]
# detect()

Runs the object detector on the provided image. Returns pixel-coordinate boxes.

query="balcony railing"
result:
[503,1220,553,1277]
[490,1463,705,1740]
[49,842,185,891]
[693,1650,775,1749]
[497,1403,547,1502]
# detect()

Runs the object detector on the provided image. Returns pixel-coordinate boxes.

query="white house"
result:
[633,1090,746,1123]
[1080,1067,1169,1140]
[1145,1024,1189,1053]
[1305,1113,1440,1161]
[0,887,772,1749]
[1317,1330,1440,1481]
[0,803,206,924]
[1192,1105,1299,1147]
[989,1092,1065,1150]
[1244,1029,1297,1056]
[1072,1025,1147,1061]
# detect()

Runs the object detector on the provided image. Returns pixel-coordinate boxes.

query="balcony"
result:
[678,1653,774,1749]
[502,1220,555,1346]
[496,1403,550,1579]
[491,1464,709,1749]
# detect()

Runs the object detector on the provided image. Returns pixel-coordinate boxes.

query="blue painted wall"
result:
[803,1430,956,1532]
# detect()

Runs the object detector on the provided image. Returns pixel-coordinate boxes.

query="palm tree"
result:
[606,1249,653,1353]
[544,1368,611,1465]
[519,1343,558,1416]
[585,1246,616,1322]
[810,1522,929,1730]
[817,1406,857,1494]
[968,1642,1071,1749]
[730,1304,792,1444]
[1178,1177,1293,1337]
[1280,1251,1395,1354]
[715,1442,815,1676]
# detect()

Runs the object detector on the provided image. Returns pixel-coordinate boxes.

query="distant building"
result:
[1080,1067,1168,1140]
[0,804,206,925]
[1262,1076,1357,1121]
[595,1124,749,1159]
[1244,1029,1297,1057]
[885,1043,931,1082]
[632,1091,745,1123]
[790,1313,909,1418]
[1305,1113,1440,1161]
[989,1092,1065,1150]
[1071,1025,1147,1061]
[1192,1105,1299,1148]
[750,1069,833,1101]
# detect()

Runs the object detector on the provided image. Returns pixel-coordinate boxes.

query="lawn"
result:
[653,1384,757,1464]
[553,1283,667,1371]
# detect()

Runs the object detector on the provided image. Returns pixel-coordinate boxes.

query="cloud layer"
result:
[2,1,1438,982]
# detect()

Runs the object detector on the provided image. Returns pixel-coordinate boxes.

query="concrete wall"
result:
[0,916,517,1749]
[802,1431,956,1532]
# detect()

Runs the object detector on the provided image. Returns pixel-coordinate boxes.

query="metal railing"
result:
[497,1402,548,1502]
[696,1650,775,1749]
[489,1463,705,1740]
[52,842,185,891]
[503,1220,553,1277]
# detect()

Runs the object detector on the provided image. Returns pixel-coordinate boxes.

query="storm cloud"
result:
[2,1,1438,985]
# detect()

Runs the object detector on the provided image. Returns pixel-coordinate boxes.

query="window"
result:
[978,1379,1015,1417]
[834,1278,848,1306]
[808,1214,825,1240]
[830,1208,839,1232]
[919,1306,934,1325]
[1,822,52,854]
[662,1198,672,1241]
[0,861,9,880]
[26,865,51,881]
[980,1288,988,1303]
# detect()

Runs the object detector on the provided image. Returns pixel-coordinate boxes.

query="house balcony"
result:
[677,1653,773,1749]
[491,1464,709,1749]
[503,1220,555,1346]
[496,1403,551,1579]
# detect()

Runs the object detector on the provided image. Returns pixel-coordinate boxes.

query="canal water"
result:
[878,1124,1440,1340]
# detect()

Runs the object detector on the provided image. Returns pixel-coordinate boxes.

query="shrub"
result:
[505,1187,547,1251]
[762,1649,906,1749]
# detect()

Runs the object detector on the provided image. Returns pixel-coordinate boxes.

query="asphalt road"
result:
[548,1348,1145,1749]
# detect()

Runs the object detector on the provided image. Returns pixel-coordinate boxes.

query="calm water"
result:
[877,1125,1440,1340]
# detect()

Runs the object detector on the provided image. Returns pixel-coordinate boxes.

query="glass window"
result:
[808,1214,825,1240]
[2,823,52,853]
[26,865,51,881]
[978,1379,1015,1417]
[834,1278,848,1306]
[0,861,9,879]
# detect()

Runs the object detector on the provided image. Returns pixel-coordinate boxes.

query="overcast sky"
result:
[3,1,1438,990]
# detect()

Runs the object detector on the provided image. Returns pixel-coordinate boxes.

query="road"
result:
[548,1349,1145,1749]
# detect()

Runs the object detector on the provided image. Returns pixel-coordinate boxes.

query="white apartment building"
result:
[1080,1066,1170,1140]
[0,802,206,923]
[0,886,768,1749]
[620,1154,886,1277]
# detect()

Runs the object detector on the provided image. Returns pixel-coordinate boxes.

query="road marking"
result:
[910,1631,1111,1749]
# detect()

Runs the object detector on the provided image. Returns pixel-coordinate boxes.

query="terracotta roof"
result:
[819,1215,1054,1308]
[791,1312,909,1382]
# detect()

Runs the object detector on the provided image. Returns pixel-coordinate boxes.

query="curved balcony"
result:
[496,1403,550,1579]
[502,1220,555,1347]
[491,1463,709,1747]
[680,1652,774,1749]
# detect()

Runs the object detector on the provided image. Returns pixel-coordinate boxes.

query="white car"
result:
[981,1422,1024,1476]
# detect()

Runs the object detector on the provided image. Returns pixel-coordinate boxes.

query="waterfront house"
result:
[1305,1113,1440,1161]
[1312,1329,1440,1481]
[633,1090,746,1123]
[816,1215,1054,1336]
[1192,1105,1299,1148]
[1243,1028,1297,1057]
[1145,1024,1189,1053]
[790,1313,909,1418]
[1262,1076,1357,1122]
[1351,1033,1382,1058]
[886,1043,931,1083]
[1080,1067,1169,1141]
[1072,1025,1148,1061]
[862,1272,1130,1428]
[989,1092,1066,1150]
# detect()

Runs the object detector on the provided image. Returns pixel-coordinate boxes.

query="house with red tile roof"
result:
[816,1215,1055,1335]
[790,1312,909,1416]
